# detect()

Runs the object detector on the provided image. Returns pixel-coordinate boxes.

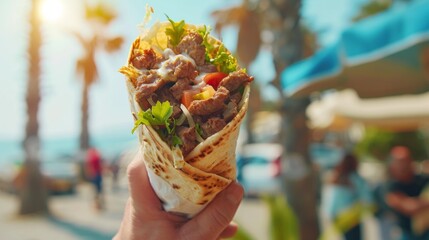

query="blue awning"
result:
[281,0,429,98]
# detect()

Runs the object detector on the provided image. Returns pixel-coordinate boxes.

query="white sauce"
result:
[156,48,197,81]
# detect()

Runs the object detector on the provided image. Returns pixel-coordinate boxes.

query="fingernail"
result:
[226,182,244,204]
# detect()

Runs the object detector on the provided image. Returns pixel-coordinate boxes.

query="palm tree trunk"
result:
[20,0,49,215]
[245,80,261,144]
[281,98,320,240]
[267,0,321,238]
[80,83,90,151]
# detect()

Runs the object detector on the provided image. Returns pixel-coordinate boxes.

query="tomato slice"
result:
[203,72,228,90]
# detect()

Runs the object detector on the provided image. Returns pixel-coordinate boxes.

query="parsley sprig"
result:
[131,101,176,135]
[165,15,186,47]
[131,101,183,146]
[210,44,238,73]
[132,101,173,133]
[197,25,215,62]
[132,101,182,146]
[196,25,237,73]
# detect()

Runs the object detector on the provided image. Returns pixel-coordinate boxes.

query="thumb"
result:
[180,181,244,239]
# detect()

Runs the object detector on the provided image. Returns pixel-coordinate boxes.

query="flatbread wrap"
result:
[119,16,252,217]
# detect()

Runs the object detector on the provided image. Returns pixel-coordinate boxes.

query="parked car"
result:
[0,155,79,195]
[236,143,284,197]
[42,156,79,194]
[0,161,19,193]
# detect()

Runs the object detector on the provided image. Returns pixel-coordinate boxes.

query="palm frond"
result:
[211,6,247,36]
[104,36,124,53]
[85,2,116,25]
[237,8,261,68]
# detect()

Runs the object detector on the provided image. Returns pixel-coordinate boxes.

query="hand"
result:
[114,155,244,240]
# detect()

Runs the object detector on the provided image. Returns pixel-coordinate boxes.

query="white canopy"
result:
[307,89,429,131]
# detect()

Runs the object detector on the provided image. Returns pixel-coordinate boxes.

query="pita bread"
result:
[140,124,231,205]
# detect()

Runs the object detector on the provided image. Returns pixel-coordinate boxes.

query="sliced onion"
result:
[147,95,156,106]
[172,146,185,169]
[191,81,206,90]
[195,131,204,143]
[176,113,186,126]
[180,104,195,128]
[194,73,207,84]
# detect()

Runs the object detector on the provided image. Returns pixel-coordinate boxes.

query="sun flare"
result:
[39,0,64,23]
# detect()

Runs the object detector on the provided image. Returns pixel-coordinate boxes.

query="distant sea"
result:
[0,131,138,164]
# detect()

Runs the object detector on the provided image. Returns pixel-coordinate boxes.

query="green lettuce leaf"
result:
[210,44,238,73]
[165,15,186,47]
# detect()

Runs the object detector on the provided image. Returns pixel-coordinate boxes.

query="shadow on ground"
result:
[48,215,115,240]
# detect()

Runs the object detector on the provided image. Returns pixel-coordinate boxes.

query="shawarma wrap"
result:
[120,16,252,217]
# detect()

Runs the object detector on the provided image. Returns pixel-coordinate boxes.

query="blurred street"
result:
[0,179,126,240]
[0,174,382,240]
[0,175,271,240]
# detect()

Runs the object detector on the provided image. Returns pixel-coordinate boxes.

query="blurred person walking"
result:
[323,152,374,240]
[85,147,105,211]
[109,155,121,192]
[385,146,429,240]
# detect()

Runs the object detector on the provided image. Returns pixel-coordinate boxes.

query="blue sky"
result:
[0,0,366,141]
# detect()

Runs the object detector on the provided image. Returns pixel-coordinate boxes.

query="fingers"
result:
[127,152,188,224]
[127,153,162,213]
[219,222,239,239]
[180,181,244,239]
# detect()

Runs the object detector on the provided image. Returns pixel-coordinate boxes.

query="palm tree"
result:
[74,2,123,151]
[20,0,49,215]
[212,1,320,239]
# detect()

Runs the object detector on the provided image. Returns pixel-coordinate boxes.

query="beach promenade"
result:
[0,181,125,240]
[0,176,380,240]
[0,175,271,240]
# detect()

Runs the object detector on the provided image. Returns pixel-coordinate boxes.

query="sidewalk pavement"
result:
[0,179,128,240]
[0,176,270,240]
[0,176,381,240]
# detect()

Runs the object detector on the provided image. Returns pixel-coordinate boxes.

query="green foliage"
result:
[230,226,255,240]
[354,128,429,161]
[230,195,299,240]
[85,2,117,24]
[320,203,375,240]
[264,195,299,240]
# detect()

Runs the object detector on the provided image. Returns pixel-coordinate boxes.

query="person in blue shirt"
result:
[324,152,374,240]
